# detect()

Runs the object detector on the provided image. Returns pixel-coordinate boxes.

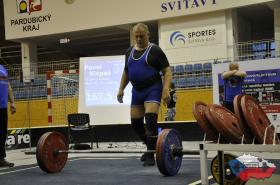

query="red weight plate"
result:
[207,104,244,144]
[37,132,61,173]
[36,132,50,172]
[233,95,254,143]
[204,106,228,144]
[36,132,69,173]
[37,132,60,171]
[192,101,219,142]
[241,95,279,144]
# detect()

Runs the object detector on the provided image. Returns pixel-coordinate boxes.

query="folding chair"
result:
[67,113,98,149]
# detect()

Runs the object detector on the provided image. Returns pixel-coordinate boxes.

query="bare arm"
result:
[161,66,172,105]
[222,70,237,79]
[8,82,16,114]
[117,70,129,103]
[235,70,247,78]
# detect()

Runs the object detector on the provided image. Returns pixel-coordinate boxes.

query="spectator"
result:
[222,62,246,112]
[0,64,16,167]
[165,82,176,121]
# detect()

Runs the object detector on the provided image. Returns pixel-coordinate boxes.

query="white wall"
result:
[225,9,234,59]
[158,11,228,64]
[4,0,275,40]
[231,9,239,57]
[21,42,37,82]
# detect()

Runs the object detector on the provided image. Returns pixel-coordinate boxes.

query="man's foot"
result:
[0,159,14,167]
[143,154,155,166]
[140,152,148,162]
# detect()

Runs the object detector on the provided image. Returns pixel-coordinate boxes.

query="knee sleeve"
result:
[131,118,146,143]
[145,113,158,136]
[145,113,158,150]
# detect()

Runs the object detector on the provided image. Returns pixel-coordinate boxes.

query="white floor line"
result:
[0,157,202,176]
[0,158,80,175]
[0,156,142,175]
[0,166,38,175]
[188,176,213,185]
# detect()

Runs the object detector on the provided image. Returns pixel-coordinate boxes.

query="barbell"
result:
[36,128,199,176]
[35,129,247,184]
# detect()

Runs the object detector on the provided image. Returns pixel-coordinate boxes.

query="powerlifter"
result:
[117,23,172,166]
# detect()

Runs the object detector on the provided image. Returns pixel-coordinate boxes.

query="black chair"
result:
[67,113,98,149]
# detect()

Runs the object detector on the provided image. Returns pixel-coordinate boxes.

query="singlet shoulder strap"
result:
[0,65,8,77]
[131,43,153,61]
[145,43,154,62]
[128,47,134,62]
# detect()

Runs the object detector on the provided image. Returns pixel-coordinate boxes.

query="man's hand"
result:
[10,103,16,114]
[117,89,124,103]
[162,88,170,106]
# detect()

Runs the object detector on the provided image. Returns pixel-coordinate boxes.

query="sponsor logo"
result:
[6,129,30,148]
[12,0,51,32]
[17,0,42,14]
[169,28,217,47]
[229,154,276,181]
[170,31,187,46]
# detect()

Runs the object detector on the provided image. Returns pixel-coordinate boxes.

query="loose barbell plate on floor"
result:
[241,95,279,144]
[211,153,246,185]
[207,104,243,143]
[192,101,219,142]
[36,132,69,173]
[233,95,254,143]
[156,129,182,176]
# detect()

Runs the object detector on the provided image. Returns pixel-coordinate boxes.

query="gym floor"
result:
[0,142,279,185]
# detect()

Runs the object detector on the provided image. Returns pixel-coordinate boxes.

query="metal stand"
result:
[218,150,224,185]
[199,144,209,185]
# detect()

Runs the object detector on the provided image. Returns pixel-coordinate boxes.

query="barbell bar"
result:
[55,147,198,155]
[36,129,198,176]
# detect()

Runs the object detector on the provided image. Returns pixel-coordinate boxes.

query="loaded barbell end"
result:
[172,147,183,157]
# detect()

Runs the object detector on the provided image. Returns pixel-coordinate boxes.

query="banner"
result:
[4,0,274,39]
